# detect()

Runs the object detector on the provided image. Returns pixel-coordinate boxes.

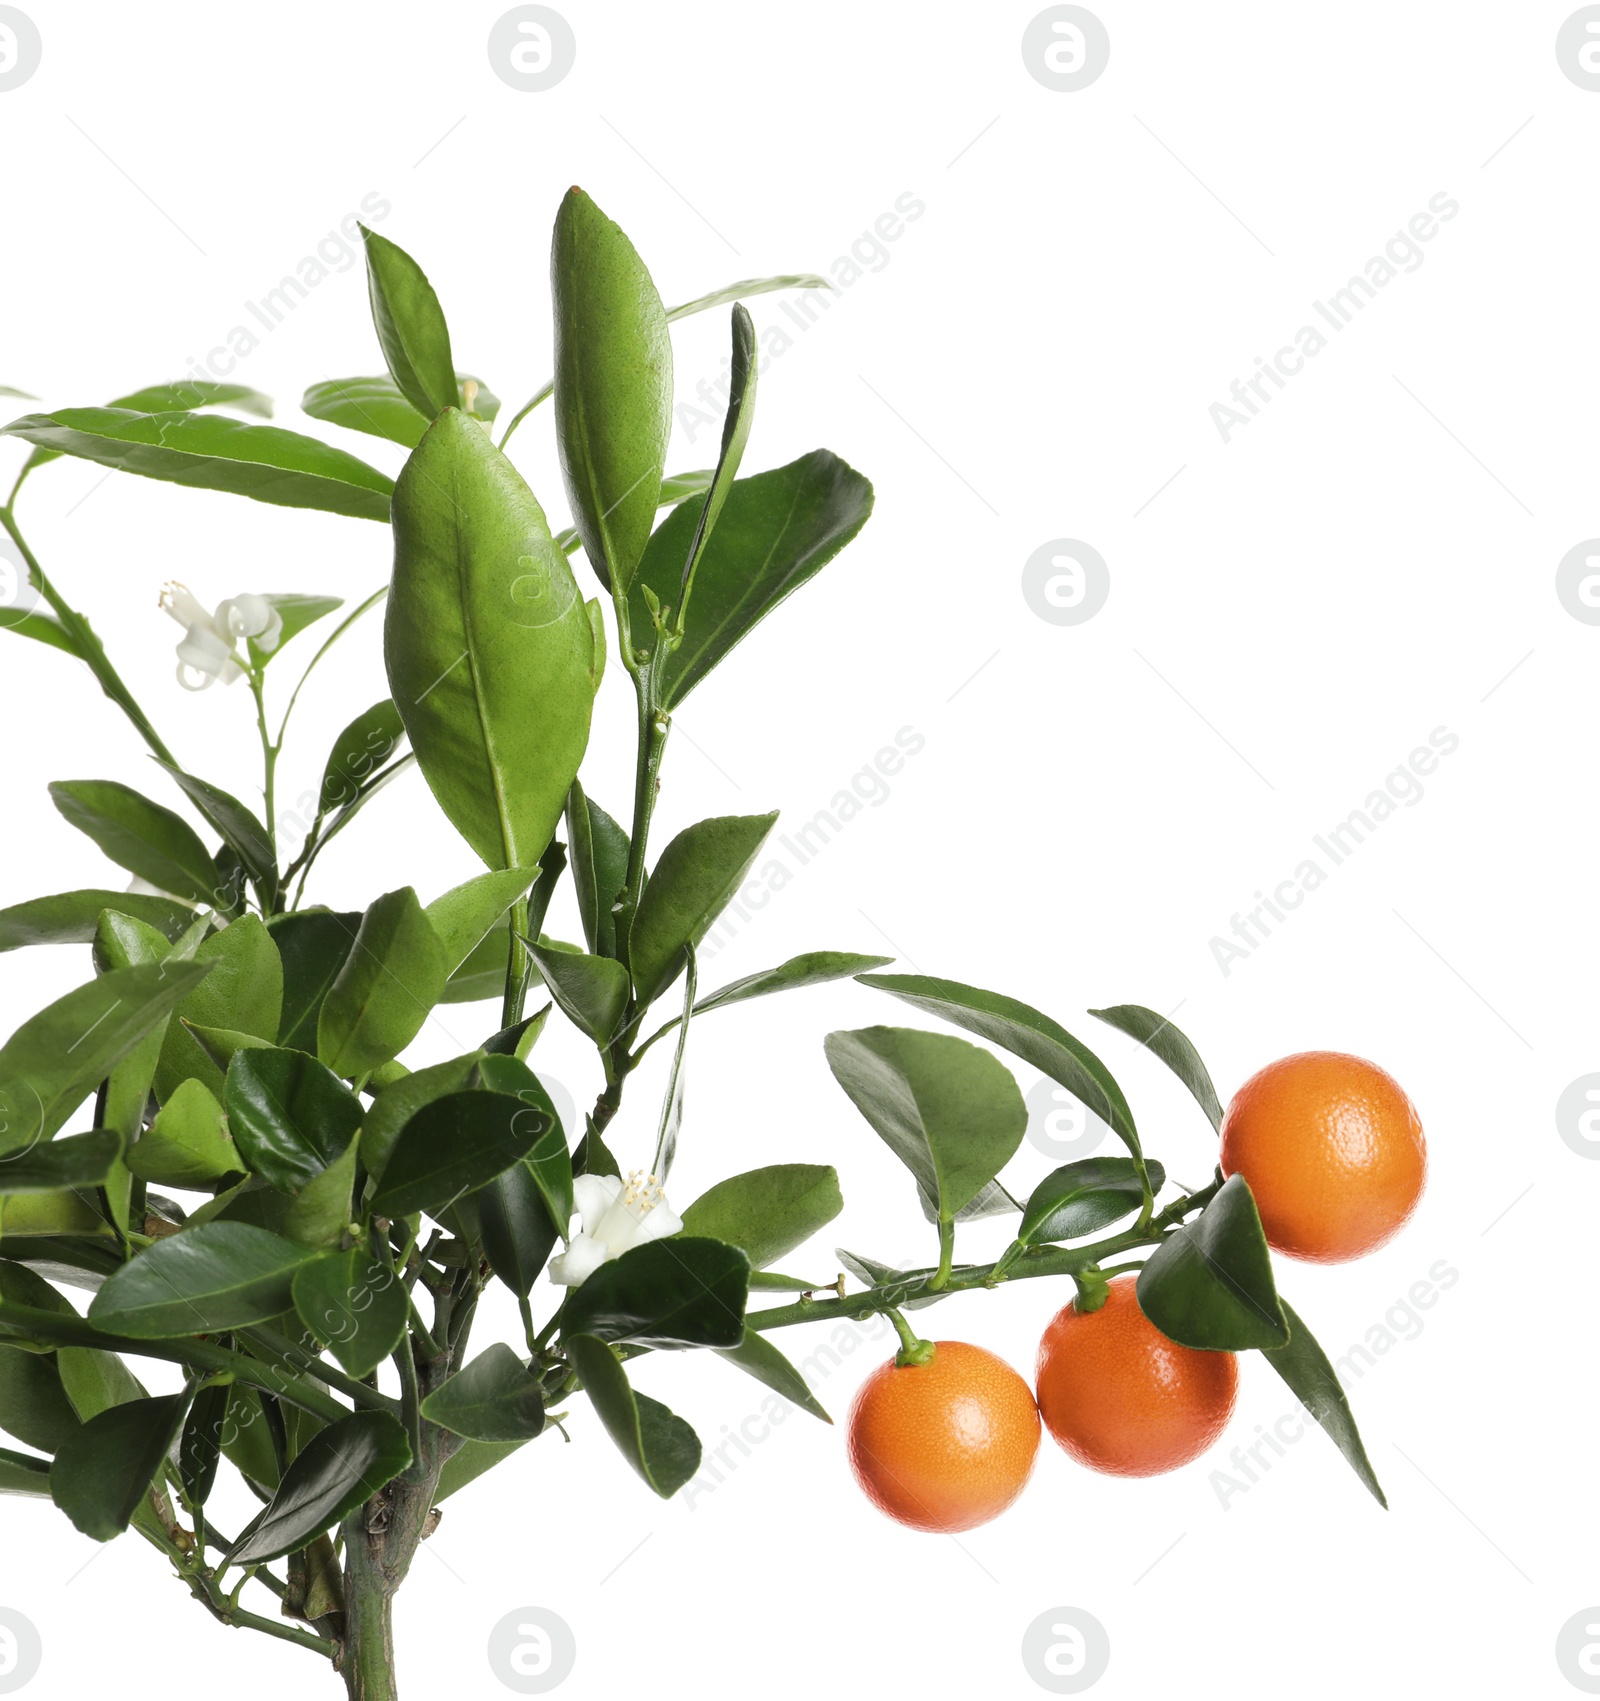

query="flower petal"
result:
[159,582,211,631]
[548,1232,609,1287]
[570,1173,622,1238]
[632,1202,684,1245]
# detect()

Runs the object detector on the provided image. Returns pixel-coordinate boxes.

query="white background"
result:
[0,2,1592,1696]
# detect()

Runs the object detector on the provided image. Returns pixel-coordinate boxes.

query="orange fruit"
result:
[1219,1050,1425,1263]
[1035,1276,1237,1475]
[847,1340,1040,1531]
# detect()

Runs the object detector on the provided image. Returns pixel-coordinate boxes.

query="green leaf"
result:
[109,380,273,417]
[224,1047,363,1193]
[1016,1158,1169,1247]
[369,1089,548,1219]
[1088,1004,1226,1132]
[440,922,511,1004]
[1,609,77,653]
[178,1381,230,1507]
[51,1390,191,1540]
[675,306,758,627]
[474,1156,559,1299]
[360,227,458,419]
[678,1165,842,1269]
[858,973,1144,1167]
[0,1445,51,1496]
[253,593,342,665]
[48,781,221,906]
[563,1333,699,1498]
[1261,1298,1386,1507]
[715,1328,830,1423]
[89,1222,324,1338]
[425,867,540,978]
[562,1237,748,1350]
[386,410,597,870]
[292,1248,408,1379]
[420,1343,545,1441]
[228,1412,412,1565]
[628,813,778,1005]
[0,962,212,1151]
[154,763,278,907]
[473,1056,572,1226]
[358,1050,481,1183]
[127,1079,240,1187]
[0,890,196,953]
[301,373,495,448]
[318,700,407,815]
[1137,1175,1289,1351]
[527,941,630,1045]
[57,1343,145,1421]
[268,911,361,1052]
[0,1131,121,1194]
[551,188,672,592]
[824,1027,1026,1220]
[317,888,447,1078]
[435,1437,529,1502]
[565,782,630,959]
[155,916,281,1101]
[632,451,873,706]
[0,409,393,520]
[282,1138,360,1249]
[666,273,830,323]
[0,1344,79,1452]
[691,951,893,1019]
[918,1176,1022,1225]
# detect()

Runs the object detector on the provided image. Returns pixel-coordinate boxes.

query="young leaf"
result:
[360,226,458,420]
[267,910,361,1052]
[252,593,342,664]
[1261,1298,1386,1507]
[369,1089,548,1219]
[228,1411,412,1565]
[127,1079,240,1187]
[628,813,778,1005]
[678,1165,842,1269]
[565,781,630,959]
[561,1237,749,1350]
[49,780,221,906]
[563,1333,699,1498]
[318,700,407,814]
[224,1047,364,1192]
[675,305,757,624]
[317,888,447,1078]
[631,451,873,705]
[1137,1175,1289,1351]
[551,188,672,591]
[0,409,394,520]
[0,962,212,1150]
[386,409,597,871]
[1089,1004,1225,1132]
[528,941,630,1044]
[420,1344,545,1441]
[715,1329,831,1423]
[51,1390,191,1540]
[824,1027,1026,1221]
[425,867,541,978]
[292,1248,408,1380]
[89,1222,324,1338]
[1016,1158,1169,1247]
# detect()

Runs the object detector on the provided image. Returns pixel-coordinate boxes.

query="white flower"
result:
[548,1170,682,1287]
[159,582,283,691]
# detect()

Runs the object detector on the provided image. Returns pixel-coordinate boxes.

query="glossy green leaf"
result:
[268,911,360,1052]
[551,188,672,592]
[435,1437,529,1502]
[1137,1175,1288,1351]
[474,1155,559,1299]
[0,890,195,953]
[482,1004,551,1060]
[317,888,447,1078]
[858,973,1143,1165]
[358,1051,481,1183]
[282,1138,360,1249]
[824,1027,1026,1221]
[628,813,778,1005]
[0,1131,121,1194]
[1089,1004,1226,1132]
[51,1390,191,1540]
[691,951,893,1020]
[224,1047,363,1193]
[631,451,873,705]
[0,962,211,1151]
[89,1222,324,1338]
[440,922,511,1004]
[564,1333,699,1499]
[318,700,407,815]
[0,409,393,520]
[48,780,221,906]
[678,1165,842,1270]
[425,867,540,978]
[369,1089,547,1219]
[1261,1298,1386,1507]
[0,1346,78,1452]
[57,1344,145,1421]
[1017,1158,1169,1247]
[178,1381,229,1507]
[360,226,457,419]
[472,1056,572,1227]
[562,1237,748,1350]
[301,373,497,448]
[155,763,278,907]
[675,305,758,626]
[420,1343,545,1441]
[715,1328,830,1423]
[566,782,630,959]
[292,1248,408,1379]
[0,1446,51,1497]
[110,380,273,417]
[127,1078,240,1187]
[155,916,281,1101]
[528,941,630,1044]
[252,593,342,665]
[229,1411,412,1565]
[386,409,597,870]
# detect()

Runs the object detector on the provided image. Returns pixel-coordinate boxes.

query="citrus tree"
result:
[0,190,1419,1699]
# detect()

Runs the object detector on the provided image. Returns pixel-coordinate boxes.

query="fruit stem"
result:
[886,1309,935,1368]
